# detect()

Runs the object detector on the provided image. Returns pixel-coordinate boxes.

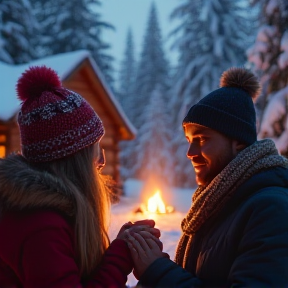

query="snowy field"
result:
[109,179,195,287]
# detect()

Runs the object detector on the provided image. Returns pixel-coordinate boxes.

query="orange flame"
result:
[147,190,166,213]
[145,190,174,214]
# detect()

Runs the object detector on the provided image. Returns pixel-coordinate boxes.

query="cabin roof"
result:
[0,50,136,140]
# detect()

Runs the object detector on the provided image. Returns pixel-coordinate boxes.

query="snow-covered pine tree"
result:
[30,0,114,85]
[132,1,170,129]
[117,28,137,181]
[170,0,255,187]
[127,2,171,181]
[134,86,174,189]
[0,0,39,64]
[117,28,136,119]
[247,0,288,155]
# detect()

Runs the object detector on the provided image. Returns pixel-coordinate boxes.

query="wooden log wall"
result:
[63,66,122,185]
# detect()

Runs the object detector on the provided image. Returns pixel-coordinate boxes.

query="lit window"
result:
[0,133,6,158]
[0,135,6,142]
[0,145,5,158]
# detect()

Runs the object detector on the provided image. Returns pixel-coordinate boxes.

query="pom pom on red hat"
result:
[16,66,62,102]
[17,65,105,162]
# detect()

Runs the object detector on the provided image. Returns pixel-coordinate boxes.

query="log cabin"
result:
[0,50,136,191]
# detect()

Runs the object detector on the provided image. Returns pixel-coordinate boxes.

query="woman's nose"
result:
[96,148,106,171]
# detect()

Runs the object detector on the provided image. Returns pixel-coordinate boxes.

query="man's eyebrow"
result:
[192,127,209,135]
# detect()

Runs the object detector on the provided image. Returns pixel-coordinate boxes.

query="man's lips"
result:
[192,162,206,171]
[192,162,206,167]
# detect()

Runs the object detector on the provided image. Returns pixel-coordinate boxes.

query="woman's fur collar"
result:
[0,154,75,216]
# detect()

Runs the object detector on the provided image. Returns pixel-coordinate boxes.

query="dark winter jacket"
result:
[0,154,133,288]
[138,166,288,287]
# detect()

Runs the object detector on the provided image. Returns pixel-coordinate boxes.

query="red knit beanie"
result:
[16,66,104,162]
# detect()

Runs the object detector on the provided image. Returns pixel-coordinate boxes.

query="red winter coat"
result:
[0,155,133,288]
[0,210,132,288]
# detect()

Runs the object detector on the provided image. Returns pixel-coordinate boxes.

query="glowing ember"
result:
[135,190,174,214]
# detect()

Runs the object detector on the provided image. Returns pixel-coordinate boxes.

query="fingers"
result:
[128,231,162,253]
[138,231,163,250]
[127,231,166,278]
[127,241,140,263]
[119,219,152,233]
[136,232,162,250]
[127,231,148,264]
[127,236,156,279]
[128,225,160,238]
[128,225,150,234]
[136,231,158,242]
[116,221,133,240]
[122,221,133,229]
[117,219,160,243]
[122,226,162,250]
[118,225,148,241]
[133,219,155,227]
[129,229,162,249]
[149,227,161,238]
[129,231,151,252]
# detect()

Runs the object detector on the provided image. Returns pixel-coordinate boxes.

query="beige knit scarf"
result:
[174,139,288,267]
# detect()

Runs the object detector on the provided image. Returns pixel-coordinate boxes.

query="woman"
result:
[0,66,160,287]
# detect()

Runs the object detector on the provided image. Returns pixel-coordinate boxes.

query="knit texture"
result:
[16,66,104,162]
[183,87,256,145]
[174,139,288,267]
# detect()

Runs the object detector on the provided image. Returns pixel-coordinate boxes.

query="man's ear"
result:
[235,141,247,153]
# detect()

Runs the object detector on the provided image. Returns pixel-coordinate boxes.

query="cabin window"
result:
[0,134,6,158]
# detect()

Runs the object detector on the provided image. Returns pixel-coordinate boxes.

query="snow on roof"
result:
[0,50,136,137]
[0,50,89,121]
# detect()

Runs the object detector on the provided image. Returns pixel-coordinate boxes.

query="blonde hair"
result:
[36,144,111,278]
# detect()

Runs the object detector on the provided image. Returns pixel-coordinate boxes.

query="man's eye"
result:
[200,137,207,143]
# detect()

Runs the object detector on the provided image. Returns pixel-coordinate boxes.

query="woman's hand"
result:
[127,231,167,279]
[116,219,161,243]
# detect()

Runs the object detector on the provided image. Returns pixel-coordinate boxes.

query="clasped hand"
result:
[116,219,168,279]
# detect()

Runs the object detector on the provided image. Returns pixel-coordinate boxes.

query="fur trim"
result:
[0,154,75,216]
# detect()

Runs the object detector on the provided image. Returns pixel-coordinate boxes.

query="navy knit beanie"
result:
[182,67,261,145]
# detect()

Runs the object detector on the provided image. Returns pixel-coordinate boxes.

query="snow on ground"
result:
[108,179,195,287]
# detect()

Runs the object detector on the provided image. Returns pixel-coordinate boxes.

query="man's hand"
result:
[127,231,168,279]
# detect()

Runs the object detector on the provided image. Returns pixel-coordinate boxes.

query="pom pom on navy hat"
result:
[220,67,261,99]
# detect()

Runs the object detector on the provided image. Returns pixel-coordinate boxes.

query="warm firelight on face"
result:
[147,191,166,213]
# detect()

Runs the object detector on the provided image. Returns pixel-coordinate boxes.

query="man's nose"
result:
[187,143,200,159]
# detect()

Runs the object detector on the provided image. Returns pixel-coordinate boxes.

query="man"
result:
[127,67,288,287]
